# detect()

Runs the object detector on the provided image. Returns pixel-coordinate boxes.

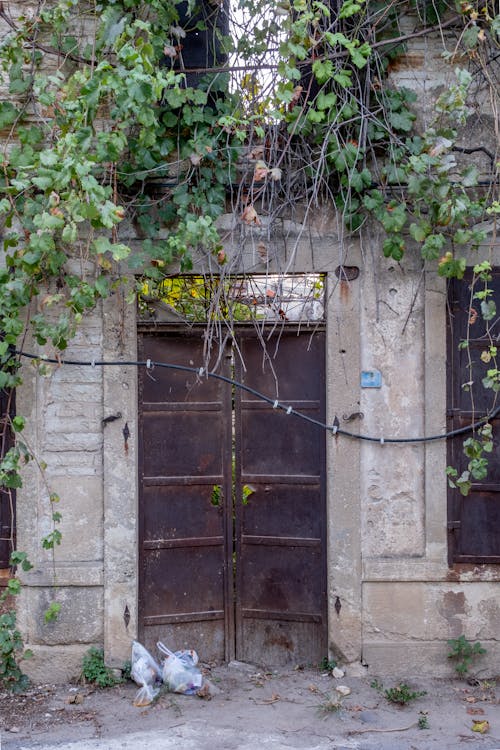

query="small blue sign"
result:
[361,369,382,388]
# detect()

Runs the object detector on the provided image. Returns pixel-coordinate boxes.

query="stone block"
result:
[363,582,500,644]
[42,450,103,477]
[25,587,104,646]
[35,475,103,562]
[22,644,96,684]
[363,640,500,678]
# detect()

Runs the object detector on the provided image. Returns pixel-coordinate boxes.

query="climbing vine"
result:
[0,0,498,687]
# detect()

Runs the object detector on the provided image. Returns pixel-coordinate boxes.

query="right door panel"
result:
[234,331,327,665]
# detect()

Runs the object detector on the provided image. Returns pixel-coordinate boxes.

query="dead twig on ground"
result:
[249,693,281,705]
[348,721,417,734]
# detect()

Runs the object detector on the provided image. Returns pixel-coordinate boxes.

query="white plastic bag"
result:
[131,641,162,706]
[157,641,203,695]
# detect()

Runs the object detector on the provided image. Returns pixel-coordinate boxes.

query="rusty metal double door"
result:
[138,328,327,665]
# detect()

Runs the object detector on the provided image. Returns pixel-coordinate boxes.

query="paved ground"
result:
[2,661,500,749]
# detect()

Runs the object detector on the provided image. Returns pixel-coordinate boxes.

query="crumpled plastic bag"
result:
[157,641,203,695]
[131,641,162,706]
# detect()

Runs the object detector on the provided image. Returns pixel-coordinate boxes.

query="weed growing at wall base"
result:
[0,553,33,691]
[0,609,31,692]
[319,656,337,672]
[448,635,487,676]
[371,679,427,706]
[80,647,120,688]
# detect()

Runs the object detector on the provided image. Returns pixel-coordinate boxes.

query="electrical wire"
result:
[15,350,500,445]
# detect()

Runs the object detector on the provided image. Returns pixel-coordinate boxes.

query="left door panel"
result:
[138,332,232,660]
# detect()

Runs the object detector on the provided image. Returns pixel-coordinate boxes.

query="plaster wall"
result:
[5,8,500,680]
[16,302,105,680]
[13,213,500,682]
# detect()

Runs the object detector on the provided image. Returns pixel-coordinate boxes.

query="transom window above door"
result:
[139,273,325,323]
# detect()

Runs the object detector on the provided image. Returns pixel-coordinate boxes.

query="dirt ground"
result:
[2,661,500,749]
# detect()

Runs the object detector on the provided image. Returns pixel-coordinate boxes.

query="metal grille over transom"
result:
[138,328,327,665]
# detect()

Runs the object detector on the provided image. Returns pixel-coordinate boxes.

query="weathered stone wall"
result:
[356,19,500,677]
[3,4,500,681]
[360,228,500,677]
[16,301,106,681]
[14,210,500,682]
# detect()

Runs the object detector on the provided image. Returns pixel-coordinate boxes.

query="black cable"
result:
[15,350,499,444]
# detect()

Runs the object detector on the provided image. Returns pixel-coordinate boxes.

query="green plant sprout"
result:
[80,647,120,688]
[447,635,487,676]
[372,679,427,706]
[418,712,430,729]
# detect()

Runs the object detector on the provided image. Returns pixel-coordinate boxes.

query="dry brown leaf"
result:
[289,85,303,108]
[196,683,212,700]
[467,707,485,715]
[253,161,269,181]
[249,144,264,160]
[66,693,84,705]
[468,307,478,325]
[241,204,261,226]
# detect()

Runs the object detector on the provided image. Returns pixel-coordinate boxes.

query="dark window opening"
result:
[0,385,15,569]
[447,267,500,565]
[162,0,230,90]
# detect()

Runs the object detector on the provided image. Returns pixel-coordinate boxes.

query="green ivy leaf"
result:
[94,275,109,297]
[421,233,445,260]
[0,198,11,215]
[62,223,77,243]
[9,74,32,96]
[481,299,496,321]
[381,203,407,233]
[338,0,366,18]
[312,59,334,85]
[12,416,25,432]
[0,101,20,129]
[163,87,188,109]
[307,108,325,123]
[316,92,337,111]
[9,551,33,572]
[383,236,405,261]
[44,602,61,623]
[363,190,384,212]
[461,165,479,187]
[333,69,352,88]
[349,168,372,192]
[39,150,59,168]
[462,26,480,48]
[389,109,415,132]
[7,579,21,595]
[437,255,466,279]
[453,229,472,244]
[409,222,430,242]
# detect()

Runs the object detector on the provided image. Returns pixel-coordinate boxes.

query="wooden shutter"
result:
[447,268,500,564]
[0,386,14,568]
